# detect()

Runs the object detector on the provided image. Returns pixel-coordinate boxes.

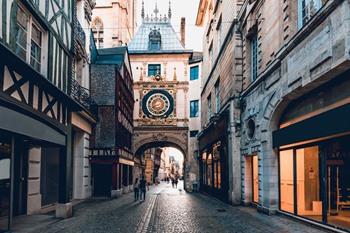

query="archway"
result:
[132,127,190,190]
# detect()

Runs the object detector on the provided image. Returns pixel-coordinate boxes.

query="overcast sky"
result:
[136,0,204,51]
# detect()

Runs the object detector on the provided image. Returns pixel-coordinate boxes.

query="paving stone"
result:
[32,182,329,233]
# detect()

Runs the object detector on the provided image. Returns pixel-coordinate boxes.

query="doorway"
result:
[13,140,28,216]
[0,136,11,232]
[93,165,112,197]
[252,155,259,203]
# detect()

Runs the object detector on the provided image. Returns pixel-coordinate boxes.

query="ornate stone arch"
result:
[133,128,188,159]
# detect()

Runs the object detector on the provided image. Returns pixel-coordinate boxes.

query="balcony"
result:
[69,78,96,111]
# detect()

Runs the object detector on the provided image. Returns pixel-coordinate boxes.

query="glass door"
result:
[0,136,11,232]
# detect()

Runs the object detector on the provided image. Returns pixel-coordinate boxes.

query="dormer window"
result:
[149,28,161,50]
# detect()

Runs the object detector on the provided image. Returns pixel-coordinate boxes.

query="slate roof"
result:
[92,47,127,66]
[128,20,191,54]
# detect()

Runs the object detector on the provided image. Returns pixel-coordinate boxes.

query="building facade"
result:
[0,0,94,230]
[238,0,350,231]
[129,2,196,190]
[90,46,134,197]
[71,0,96,201]
[187,52,202,191]
[91,0,137,48]
[196,0,243,203]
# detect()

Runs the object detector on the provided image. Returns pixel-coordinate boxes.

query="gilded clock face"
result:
[142,90,174,118]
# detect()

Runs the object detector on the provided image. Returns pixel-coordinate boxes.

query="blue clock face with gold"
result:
[142,90,174,118]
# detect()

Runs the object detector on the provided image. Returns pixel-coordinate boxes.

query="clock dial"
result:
[142,90,174,118]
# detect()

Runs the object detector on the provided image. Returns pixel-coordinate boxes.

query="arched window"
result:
[92,17,104,48]
[148,28,161,50]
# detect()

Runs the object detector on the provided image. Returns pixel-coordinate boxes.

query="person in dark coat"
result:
[134,178,140,201]
[139,176,147,201]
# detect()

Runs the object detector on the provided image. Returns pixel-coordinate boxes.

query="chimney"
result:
[180,17,185,48]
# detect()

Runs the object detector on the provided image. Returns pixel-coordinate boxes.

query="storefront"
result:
[90,149,134,197]
[198,113,229,202]
[273,74,350,231]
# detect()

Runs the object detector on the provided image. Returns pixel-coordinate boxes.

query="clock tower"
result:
[128,1,196,190]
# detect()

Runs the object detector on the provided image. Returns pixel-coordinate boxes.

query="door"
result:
[13,140,28,216]
[0,136,11,232]
[93,165,111,197]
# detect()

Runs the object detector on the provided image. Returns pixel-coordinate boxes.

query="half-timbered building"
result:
[0,0,93,230]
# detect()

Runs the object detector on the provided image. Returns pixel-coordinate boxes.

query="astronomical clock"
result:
[142,89,174,118]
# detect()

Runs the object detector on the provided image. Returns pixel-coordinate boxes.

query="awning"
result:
[273,104,350,148]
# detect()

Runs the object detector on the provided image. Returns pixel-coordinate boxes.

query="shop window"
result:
[280,149,294,213]
[190,66,199,80]
[253,155,259,203]
[148,64,161,76]
[190,100,199,118]
[207,153,212,186]
[41,147,60,206]
[0,136,11,232]
[201,152,207,185]
[296,146,322,218]
[213,145,221,189]
[325,139,350,230]
[297,0,327,29]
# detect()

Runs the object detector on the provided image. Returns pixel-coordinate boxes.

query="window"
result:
[250,34,258,81]
[216,16,223,51]
[298,0,324,29]
[190,66,199,81]
[190,100,199,118]
[30,24,42,72]
[92,17,104,49]
[148,64,161,76]
[280,149,294,213]
[15,7,28,61]
[15,5,44,73]
[190,130,199,137]
[207,94,212,120]
[149,28,161,50]
[215,80,220,113]
[209,42,213,67]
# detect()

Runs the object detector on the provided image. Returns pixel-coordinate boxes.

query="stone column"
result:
[27,147,42,214]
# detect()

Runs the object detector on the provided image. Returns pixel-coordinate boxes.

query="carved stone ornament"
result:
[84,0,96,22]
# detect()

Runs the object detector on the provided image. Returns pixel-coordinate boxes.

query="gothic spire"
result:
[168,0,172,19]
[154,1,159,18]
[141,0,145,19]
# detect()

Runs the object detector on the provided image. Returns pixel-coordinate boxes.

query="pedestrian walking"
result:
[134,178,140,201]
[171,177,175,188]
[174,177,178,188]
[139,176,147,201]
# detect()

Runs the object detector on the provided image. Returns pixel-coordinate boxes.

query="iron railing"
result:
[69,77,96,110]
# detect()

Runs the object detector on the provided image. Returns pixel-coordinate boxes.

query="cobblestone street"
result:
[27,182,327,233]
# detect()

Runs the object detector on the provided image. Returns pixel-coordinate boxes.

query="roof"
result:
[128,19,191,54]
[189,51,203,64]
[92,47,127,66]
